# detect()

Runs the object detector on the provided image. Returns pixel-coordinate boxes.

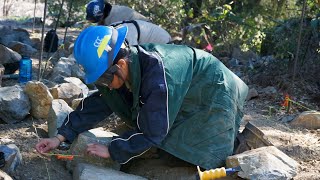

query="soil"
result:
[1,21,320,180]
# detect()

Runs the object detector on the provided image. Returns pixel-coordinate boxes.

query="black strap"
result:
[187,46,197,68]
[111,20,141,43]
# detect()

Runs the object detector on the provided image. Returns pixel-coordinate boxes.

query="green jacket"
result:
[97,44,248,169]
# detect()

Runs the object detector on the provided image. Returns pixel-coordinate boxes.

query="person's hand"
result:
[86,143,110,158]
[35,137,60,154]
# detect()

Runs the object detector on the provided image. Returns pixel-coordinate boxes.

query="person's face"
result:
[96,59,129,90]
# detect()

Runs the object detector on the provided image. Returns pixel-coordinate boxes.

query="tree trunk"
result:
[33,0,37,32]
[291,0,307,82]
[3,0,6,17]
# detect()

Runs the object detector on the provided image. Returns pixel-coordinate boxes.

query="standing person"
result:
[86,0,149,25]
[86,1,171,45]
[35,25,248,169]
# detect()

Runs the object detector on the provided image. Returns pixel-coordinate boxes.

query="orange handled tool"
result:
[42,152,81,161]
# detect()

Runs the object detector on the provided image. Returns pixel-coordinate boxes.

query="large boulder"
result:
[0,85,30,123]
[64,77,89,98]
[227,146,299,180]
[8,41,37,57]
[0,27,33,47]
[290,111,320,129]
[24,81,54,119]
[0,144,22,173]
[0,44,21,74]
[49,57,75,82]
[50,83,83,106]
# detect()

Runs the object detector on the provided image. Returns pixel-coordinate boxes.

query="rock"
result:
[0,44,21,74]
[0,27,33,47]
[63,36,76,51]
[290,111,320,129]
[68,43,74,54]
[228,58,241,67]
[7,41,37,57]
[0,170,13,180]
[30,37,41,50]
[246,88,259,100]
[49,57,75,81]
[0,44,21,64]
[0,85,30,123]
[50,83,83,106]
[71,98,84,110]
[233,121,274,154]
[0,138,14,144]
[24,81,54,119]
[231,47,259,65]
[0,64,4,87]
[41,79,57,88]
[0,144,22,173]
[49,74,67,84]
[71,63,85,80]
[261,86,277,96]
[67,128,120,171]
[226,146,299,180]
[64,77,89,98]
[47,99,73,137]
[73,163,147,180]
[246,88,259,101]
[280,115,295,123]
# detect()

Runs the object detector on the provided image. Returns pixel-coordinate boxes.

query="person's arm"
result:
[108,57,169,164]
[57,92,113,142]
[36,92,113,154]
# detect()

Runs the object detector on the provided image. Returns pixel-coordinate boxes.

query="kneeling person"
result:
[35,25,248,169]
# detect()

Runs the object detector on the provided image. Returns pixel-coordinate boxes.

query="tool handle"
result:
[197,166,227,180]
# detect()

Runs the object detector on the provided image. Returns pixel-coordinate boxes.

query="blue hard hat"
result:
[73,25,128,84]
[86,0,104,23]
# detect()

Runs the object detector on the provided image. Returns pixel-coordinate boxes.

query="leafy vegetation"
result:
[45,0,319,80]
[47,0,87,27]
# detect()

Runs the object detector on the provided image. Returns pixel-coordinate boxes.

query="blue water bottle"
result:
[19,56,32,83]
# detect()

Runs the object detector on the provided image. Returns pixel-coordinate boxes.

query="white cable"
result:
[65,98,85,126]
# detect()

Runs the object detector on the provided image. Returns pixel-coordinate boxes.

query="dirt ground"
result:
[1,90,319,180]
[1,24,320,180]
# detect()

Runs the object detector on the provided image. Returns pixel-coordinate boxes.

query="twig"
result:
[32,118,51,180]
[32,120,40,142]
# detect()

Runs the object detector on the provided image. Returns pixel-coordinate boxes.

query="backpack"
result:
[44,29,59,52]
[110,20,141,43]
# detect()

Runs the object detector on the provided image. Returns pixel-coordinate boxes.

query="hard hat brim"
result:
[84,25,128,84]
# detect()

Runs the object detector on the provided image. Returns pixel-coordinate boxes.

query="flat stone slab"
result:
[73,163,147,180]
[67,128,120,171]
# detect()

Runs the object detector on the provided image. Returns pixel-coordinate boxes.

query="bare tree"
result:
[33,0,38,32]
[2,0,14,17]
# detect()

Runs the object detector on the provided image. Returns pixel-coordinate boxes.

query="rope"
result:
[282,94,315,111]
[288,99,314,111]
[64,98,85,126]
